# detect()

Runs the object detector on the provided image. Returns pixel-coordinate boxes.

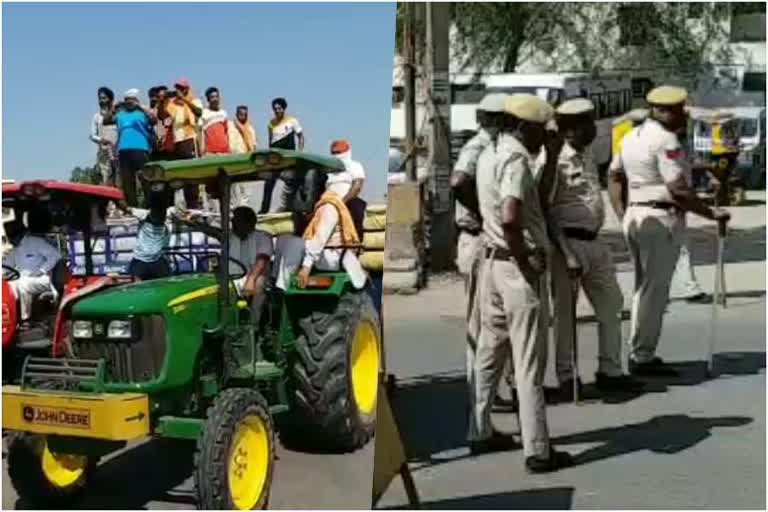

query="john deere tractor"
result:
[2,150,383,509]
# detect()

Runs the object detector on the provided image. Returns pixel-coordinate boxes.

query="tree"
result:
[69,165,101,184]
[450,2,566,73]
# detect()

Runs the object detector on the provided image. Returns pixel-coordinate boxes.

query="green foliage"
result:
[69,165,101,185]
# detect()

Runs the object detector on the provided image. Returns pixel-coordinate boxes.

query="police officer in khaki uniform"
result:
[469,93,572,472]
[451,93,517,416]
[537,98,642,399]
[608,86,730,376]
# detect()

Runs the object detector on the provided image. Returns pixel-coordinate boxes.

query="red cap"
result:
[175,77,191,88]
[331,139,350,154]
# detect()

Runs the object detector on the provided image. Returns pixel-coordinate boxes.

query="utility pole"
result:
[425,2,454,271]
[403,2,417,182]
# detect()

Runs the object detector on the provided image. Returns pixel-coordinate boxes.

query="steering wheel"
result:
[165,251,196,275]
[2,265,20,282]
[196,253,249,280]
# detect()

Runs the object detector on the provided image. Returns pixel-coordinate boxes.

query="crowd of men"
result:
[452,86,730,473]
[90,78,302,211]
[3,80,370,332]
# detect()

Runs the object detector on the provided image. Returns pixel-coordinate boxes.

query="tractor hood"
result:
[71,274,218,317]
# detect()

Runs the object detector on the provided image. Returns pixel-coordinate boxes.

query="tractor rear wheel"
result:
[284,290,382,452]
[7,433,97,508]
[195,388,275,510]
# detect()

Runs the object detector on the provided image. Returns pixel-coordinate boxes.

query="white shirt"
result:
[229,230,274,274]
[612,118,687,204]
[302,203,366,290]
[3,234,62,276]
[328,150,365,198]
[453,129,492,231]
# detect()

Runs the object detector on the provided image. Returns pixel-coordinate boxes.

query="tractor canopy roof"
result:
[2,180,124,206]
[2,181,121,233]
[141,149,345,184]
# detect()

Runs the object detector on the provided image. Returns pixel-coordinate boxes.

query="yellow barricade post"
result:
[371,375,420,509]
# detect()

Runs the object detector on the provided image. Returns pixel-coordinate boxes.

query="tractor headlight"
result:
[72,320,93,339]
[107,320,133,339]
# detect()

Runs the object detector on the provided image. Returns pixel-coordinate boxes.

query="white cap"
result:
[124,88,140,99]
[555,98,595,116]
[479,93,508,113]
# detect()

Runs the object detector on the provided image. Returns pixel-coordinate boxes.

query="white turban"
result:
[124,88,140,99]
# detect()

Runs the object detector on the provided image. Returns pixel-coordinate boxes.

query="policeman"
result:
[537,98,642,400]
[450,93,515,414]
[470,93,572,472]
[607,86,730,377]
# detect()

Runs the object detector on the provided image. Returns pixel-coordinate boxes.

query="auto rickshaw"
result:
[688,107,745,206]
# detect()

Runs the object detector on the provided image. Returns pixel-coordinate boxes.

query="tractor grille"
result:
[71,316,166,383]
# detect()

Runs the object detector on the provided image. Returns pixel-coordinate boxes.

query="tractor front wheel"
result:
[7,433,97,508]
[284,290,382,452]
[194,388,275,510]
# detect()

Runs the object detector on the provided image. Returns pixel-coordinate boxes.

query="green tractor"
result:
[2,149,383,509]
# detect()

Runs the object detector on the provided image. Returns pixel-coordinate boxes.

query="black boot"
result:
[595,372,645,392]
[629,357,679,377]
[525,448,574,473]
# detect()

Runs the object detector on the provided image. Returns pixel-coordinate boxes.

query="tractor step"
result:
[16,338,52,351]
[253,361,283,380]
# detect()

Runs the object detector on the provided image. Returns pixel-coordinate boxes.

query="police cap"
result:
[478,93,508,113]
[646,86,688,106]
[555,98,594,116]
[504,94,552,124]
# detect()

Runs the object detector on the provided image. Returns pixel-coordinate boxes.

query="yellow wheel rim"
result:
[41,442,88,489]
[351,319,380,416]
[228,415,270,510]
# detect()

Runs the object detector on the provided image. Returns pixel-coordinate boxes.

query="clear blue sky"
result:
[2,2,395,201]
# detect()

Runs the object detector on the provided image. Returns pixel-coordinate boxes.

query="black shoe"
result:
[557,378,583,402]
[469,432,519,455]
[685,293,712,304]
[492,391,519,413]
[525,449,574,473]
[629,357,679,377]
[594,372,645,392]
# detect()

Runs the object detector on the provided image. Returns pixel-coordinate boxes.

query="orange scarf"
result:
[235,119,255,152]
[303,191,360,245]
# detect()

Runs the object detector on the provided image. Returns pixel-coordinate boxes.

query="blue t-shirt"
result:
[116,110,151,152]
[133,220,170,263]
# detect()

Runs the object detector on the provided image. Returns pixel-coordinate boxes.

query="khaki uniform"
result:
[537,143,623,382]
[469,133,551,458]
[611,118,685,363]
[453,130,492,393]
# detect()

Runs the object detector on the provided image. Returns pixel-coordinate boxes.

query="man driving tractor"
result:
[176,205,274,325]
[2,206,62,329]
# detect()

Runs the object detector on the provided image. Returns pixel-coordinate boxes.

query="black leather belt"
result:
[484,246,513,261]
[630,201,677,210]
[563,227,598,241]
[458,226,482,236]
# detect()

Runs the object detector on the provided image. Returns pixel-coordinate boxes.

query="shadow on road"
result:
[389,352,764,464]
[555,414,753,467]
[601,224,766,269]
[14,438,197,510]
[379,486,575,510]
[600,350,766,404]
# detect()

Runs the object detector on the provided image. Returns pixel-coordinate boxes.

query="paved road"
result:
[2,432,374,510]
[376,193,766,509]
